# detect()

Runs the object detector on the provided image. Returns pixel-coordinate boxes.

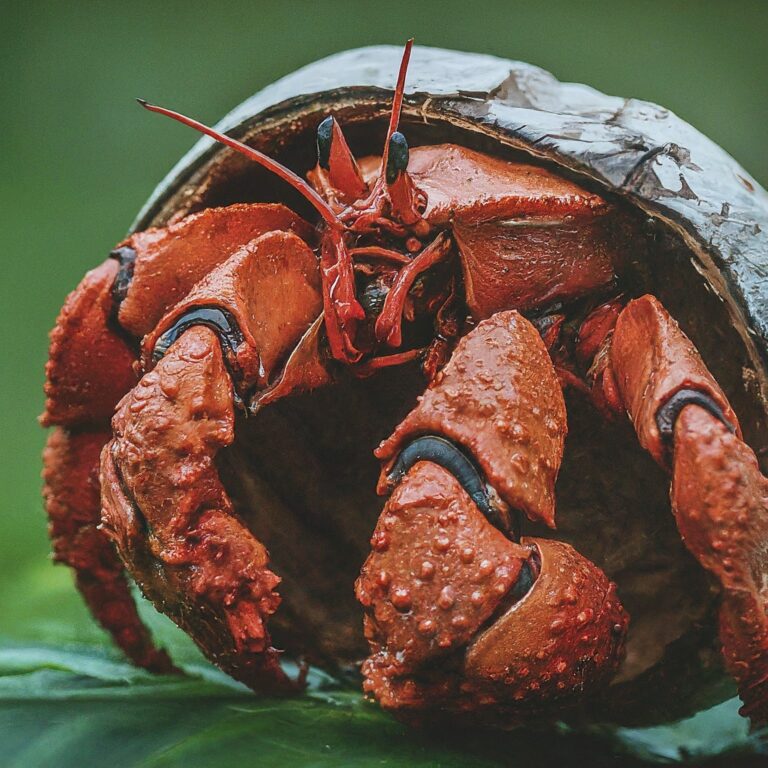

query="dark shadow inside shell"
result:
[143,102,767,726]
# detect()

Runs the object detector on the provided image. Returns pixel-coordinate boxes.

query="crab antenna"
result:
[137,99,342,231]
[381,39,413,167]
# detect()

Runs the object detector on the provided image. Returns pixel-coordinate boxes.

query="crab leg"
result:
[602,295,768,724]
[357,311,627,724]
[41,259,174,672]
[41,204,316,672]
[101,230,325,692]
[374,232,452,348]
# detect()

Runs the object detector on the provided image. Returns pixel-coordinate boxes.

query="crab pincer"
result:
[357,311,628,724]
[100,231,323,692]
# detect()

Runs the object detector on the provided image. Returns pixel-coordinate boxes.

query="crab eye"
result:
[316,115,334,169]
[386,131,409,183]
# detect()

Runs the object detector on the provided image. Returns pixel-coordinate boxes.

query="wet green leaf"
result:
[0,636,764,768]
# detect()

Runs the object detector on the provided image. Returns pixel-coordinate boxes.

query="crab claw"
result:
[357,461,533,679]
[357,311,628,723]
[100,230,326,692]
[101,325,298,693]
[463,537,627,716]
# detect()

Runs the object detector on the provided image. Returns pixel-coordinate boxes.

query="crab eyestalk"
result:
[315,115,368,202]
[378,42,427,229]
[385,131,425,228]
[335,39,426,232]
[380,38,413,171]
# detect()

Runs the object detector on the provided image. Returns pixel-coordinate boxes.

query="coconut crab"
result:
[41,41,768,728]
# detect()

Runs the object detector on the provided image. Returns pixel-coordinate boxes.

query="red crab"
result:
[41,41,768,727]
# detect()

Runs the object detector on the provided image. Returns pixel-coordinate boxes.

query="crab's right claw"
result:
[357,311,628,724]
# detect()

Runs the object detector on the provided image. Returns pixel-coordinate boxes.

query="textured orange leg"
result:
[673,407,768,721]
[42,259,171,671]
[101,326,299,693]
[43,429,174,671]
[609,294,768,724]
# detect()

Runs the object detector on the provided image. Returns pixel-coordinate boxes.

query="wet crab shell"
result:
[130,46,768,726]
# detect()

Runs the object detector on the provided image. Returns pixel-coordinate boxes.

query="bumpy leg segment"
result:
[43,429,173,671]
[101,326,297,692]
[357,311,628,724]
[607,295,768,724]
[41,260,173,671]
[101,231,324,692]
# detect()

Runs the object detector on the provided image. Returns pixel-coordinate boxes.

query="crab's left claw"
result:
[608,295,768,725]
[101,230,327,692]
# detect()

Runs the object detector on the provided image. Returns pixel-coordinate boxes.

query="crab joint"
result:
[151,306,245,366]
[656,388,736,444]
[387,435,518,539]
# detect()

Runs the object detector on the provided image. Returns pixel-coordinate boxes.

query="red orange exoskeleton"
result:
[42,41,768,727]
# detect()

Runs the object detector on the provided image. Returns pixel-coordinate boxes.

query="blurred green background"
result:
[1,1,767,765]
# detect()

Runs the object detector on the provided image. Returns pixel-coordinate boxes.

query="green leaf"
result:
[0,565,764,767]
[0,639,764,768]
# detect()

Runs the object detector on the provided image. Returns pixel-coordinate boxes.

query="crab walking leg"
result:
[41,259,173,672]
[357,311,628,723]
[101,326,298,693]
[607,295,768,724]
[43,429,174,671]
[674,409,768,720]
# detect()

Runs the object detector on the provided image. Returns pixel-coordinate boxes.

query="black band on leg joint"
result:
[151,306,244,365]
[656,388,736,443]
[387,435,520,541]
